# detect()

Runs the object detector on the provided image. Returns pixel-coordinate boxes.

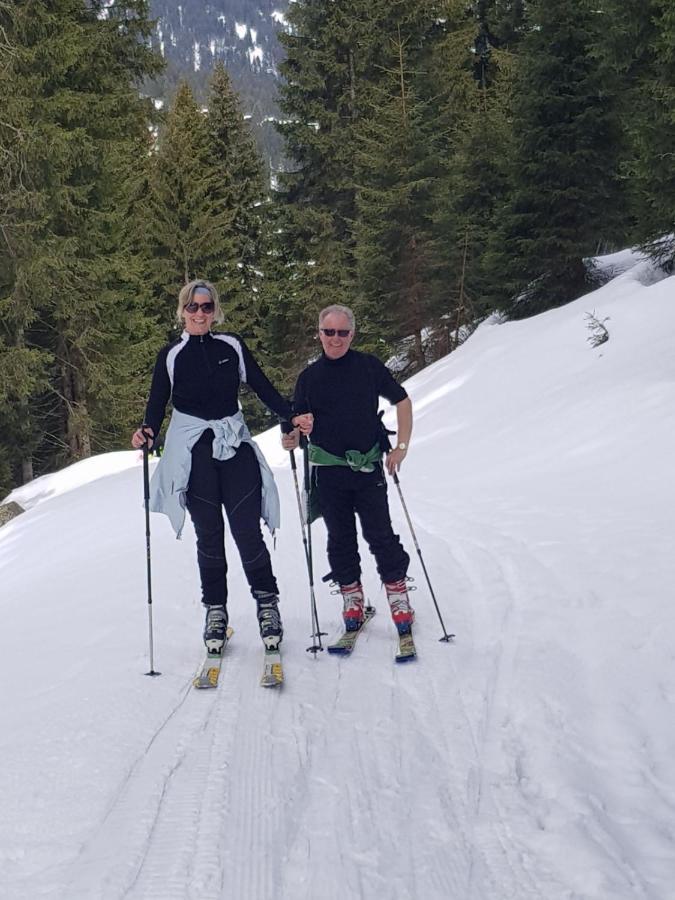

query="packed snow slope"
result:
[1,251,674,900]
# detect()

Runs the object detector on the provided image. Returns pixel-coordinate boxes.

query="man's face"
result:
[319,312,354,360]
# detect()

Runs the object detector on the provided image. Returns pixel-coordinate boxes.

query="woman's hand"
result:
[131,426,154,450]
[291,412,314,435]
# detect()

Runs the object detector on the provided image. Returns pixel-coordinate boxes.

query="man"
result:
[282,304,415,635]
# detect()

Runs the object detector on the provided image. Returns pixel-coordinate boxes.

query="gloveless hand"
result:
[292,413,314,435]
[385,447,407,475]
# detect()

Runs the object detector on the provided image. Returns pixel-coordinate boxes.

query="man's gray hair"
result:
[318,304,356,331]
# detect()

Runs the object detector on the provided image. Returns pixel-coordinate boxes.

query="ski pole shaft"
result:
[300,436,324,652]
[142,434,161,675]
[289,448,310,566]
[392,471,454,643]
[282,422,323,653]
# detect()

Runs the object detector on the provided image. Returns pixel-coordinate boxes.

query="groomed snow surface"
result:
[1,251,674,899]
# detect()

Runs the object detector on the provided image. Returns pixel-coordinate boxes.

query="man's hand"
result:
[385,447,407,475]
[282,428,301,451]
[291,412,313,435]
[131,426,154,450]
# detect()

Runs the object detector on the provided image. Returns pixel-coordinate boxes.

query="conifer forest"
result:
[0,0,673,495]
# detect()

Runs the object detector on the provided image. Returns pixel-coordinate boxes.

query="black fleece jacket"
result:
[144,331,292,438]
[293,349,407,458]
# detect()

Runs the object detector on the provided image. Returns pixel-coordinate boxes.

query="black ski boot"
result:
[254,591,283,651]
[203,604,228,654]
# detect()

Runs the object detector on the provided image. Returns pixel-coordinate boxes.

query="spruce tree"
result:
[600,0,675,269]
[431,2,517,335]
[0,0,162,486]
[274,0,386,362]
[206,63,267,339]
[489,0,627,317]
[352,11,447,370]
[274,0,449,370]
[641,0,675,268]
[141,80,235,332]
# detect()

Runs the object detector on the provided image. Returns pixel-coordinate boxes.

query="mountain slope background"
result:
[148,0,289,164]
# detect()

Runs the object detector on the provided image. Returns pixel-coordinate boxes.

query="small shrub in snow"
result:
[585,311,610,348]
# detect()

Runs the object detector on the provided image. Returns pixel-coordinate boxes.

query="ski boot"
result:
[384,579,415,635]
[203,604,228,654]
[340,581,365,632]
[254,591,283,651]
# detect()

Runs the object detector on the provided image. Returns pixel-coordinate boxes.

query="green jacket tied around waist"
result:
[308,441,382,473]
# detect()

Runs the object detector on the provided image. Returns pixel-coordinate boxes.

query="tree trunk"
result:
[403,234,426,372]
[21,456,33,483]
[58,334,91,461]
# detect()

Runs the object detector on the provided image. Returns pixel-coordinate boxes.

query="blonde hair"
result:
[176,279,224,325]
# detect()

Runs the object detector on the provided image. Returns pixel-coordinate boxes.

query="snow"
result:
[248,45,264,67]
[2,253,675,898]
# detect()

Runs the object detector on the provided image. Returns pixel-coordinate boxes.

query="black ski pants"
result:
[185,432,278,607]
[315,464,409,588]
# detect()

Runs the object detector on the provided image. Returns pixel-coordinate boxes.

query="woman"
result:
[131,279,312,654]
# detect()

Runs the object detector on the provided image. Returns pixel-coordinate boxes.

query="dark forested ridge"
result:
[148,0,289,165]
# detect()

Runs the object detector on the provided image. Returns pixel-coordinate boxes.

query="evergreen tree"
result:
[489,0,627,317]
[431,2,517,336]
[274,0,449,370]
[141,80,235,332]
[0,0,162,486]
[600,0,675,269]
[206,63,267,339]
[352,11,447,370]
[275,0,361,331]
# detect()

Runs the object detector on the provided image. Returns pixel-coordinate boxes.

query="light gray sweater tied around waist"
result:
[148,409,280,539]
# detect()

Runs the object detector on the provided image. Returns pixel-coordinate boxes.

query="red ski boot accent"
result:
[384,579,415,634]
[340,581,365,632]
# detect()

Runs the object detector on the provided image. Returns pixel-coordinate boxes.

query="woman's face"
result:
[182,290,215,336]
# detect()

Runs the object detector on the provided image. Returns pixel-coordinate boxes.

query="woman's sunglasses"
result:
[320,328,351,337]
[185,300,215,314]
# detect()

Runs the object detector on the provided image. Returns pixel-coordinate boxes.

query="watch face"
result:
[398,443,407,451]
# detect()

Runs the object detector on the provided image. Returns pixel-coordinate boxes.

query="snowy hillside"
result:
[1,252,674,899]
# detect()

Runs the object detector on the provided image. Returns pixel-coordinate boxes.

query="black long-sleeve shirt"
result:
[144,331,292,437]
[294,349,407,458]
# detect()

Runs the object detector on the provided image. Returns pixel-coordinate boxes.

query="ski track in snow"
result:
[61,654,240,899]
[6,494,670,900]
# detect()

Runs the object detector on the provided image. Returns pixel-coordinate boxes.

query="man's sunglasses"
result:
[185,300,215,313]
[320,328,351,337]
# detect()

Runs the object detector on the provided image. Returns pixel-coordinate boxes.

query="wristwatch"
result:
[397,442,408,451]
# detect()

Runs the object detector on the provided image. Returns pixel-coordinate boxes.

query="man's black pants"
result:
[185,433,277,606]
[315,464,409,587]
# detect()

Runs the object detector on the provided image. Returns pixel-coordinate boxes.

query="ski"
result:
[327,606,376,655]
[193,626,234,689]
[395,628,417,663]
[260,648,284,688]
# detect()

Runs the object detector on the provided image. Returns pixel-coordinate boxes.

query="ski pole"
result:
[392,471,454,643]
[141,428,161,675]
[281,422,323,652]
[300,434,324,653]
